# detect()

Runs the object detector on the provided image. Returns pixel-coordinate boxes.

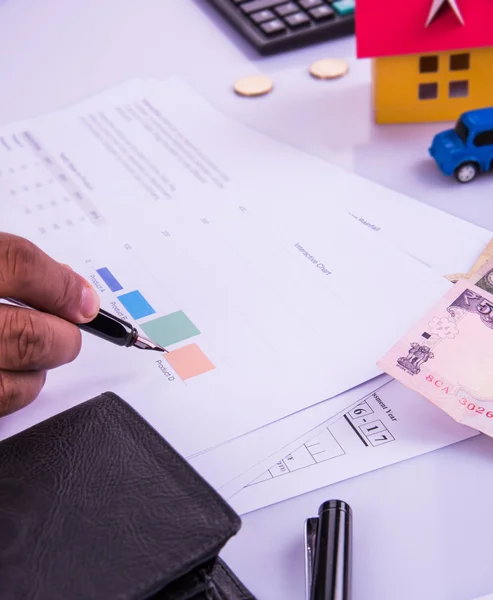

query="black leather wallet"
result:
[0,392,256,600]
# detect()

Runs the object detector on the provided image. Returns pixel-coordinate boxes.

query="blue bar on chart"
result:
[96,267,123,292]
[118,290,156,320]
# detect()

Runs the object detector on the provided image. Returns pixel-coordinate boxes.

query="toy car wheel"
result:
[454,162,478,183]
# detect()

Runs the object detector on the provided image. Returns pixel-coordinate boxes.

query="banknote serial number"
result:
[458,397,493,418]
[425,376,493,417]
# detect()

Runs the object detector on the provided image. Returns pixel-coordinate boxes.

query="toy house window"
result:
[473,130,493,147]
[449,80,469,98]
[450,53,470,71]
[418,83,438,100]
[419,56,438,73]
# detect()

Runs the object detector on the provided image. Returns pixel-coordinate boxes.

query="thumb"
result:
[0,234,100,323]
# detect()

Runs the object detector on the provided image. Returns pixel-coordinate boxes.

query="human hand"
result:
[0,233,100,417]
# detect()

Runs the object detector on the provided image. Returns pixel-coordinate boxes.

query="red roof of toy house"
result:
[356,0,493,59]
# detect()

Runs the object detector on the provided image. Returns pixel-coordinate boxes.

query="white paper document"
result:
[0,77,489,485]
[3,77,490,275]
[0,78,456,460]
[228,380,478,514]
[77,76,491,276]
[190,376,390,496]
[34,217,453,459]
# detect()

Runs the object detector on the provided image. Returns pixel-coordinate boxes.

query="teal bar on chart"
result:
[142,310,200,347]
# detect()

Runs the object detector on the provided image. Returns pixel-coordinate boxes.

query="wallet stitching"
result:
[99,392,240,600]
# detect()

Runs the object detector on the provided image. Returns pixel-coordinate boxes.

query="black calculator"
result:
[207,0,355,55]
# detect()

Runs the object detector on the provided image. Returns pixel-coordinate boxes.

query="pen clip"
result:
[304,517,319,600]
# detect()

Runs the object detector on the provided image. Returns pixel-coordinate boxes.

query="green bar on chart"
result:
[141,310,200,348]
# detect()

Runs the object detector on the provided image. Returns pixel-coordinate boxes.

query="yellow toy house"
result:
[356,0,493,124]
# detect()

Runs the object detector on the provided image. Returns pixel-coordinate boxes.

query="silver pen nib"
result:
[133,335,167,352]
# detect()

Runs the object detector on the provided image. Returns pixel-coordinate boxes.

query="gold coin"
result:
[234,75,273,97]
[309,58,349,80]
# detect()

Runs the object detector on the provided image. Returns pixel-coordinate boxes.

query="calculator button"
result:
[240,0,284,13]
[250,9,275,22]
[332,0,354,14]
[260,18,287,34]
[299,0,323,7]
[285,12,311,26]
[275,2,298,16]
[309,5,335,19]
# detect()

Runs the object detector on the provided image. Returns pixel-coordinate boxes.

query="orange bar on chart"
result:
[166,344,215,380]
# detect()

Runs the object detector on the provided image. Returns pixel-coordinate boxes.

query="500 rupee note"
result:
[378,259,493,435]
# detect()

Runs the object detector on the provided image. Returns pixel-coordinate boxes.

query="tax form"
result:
[227,380,477,514]
[190,376,390,495]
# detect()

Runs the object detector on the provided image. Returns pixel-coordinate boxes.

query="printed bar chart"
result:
[118,290,156,319]
[93,263,213,381]
[166,344,215,380]
[142,310,200,347]
[96,267,123,292]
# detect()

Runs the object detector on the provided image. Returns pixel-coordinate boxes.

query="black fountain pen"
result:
[4,298,167,353]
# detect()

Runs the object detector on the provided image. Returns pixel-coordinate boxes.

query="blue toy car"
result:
[429,107,493,183]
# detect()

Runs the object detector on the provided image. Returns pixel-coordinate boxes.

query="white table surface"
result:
[1,1,493,599]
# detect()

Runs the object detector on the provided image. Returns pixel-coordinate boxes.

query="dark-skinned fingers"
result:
[0,369,47,417]
[0,232,99,323]
[0,304,82,371]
